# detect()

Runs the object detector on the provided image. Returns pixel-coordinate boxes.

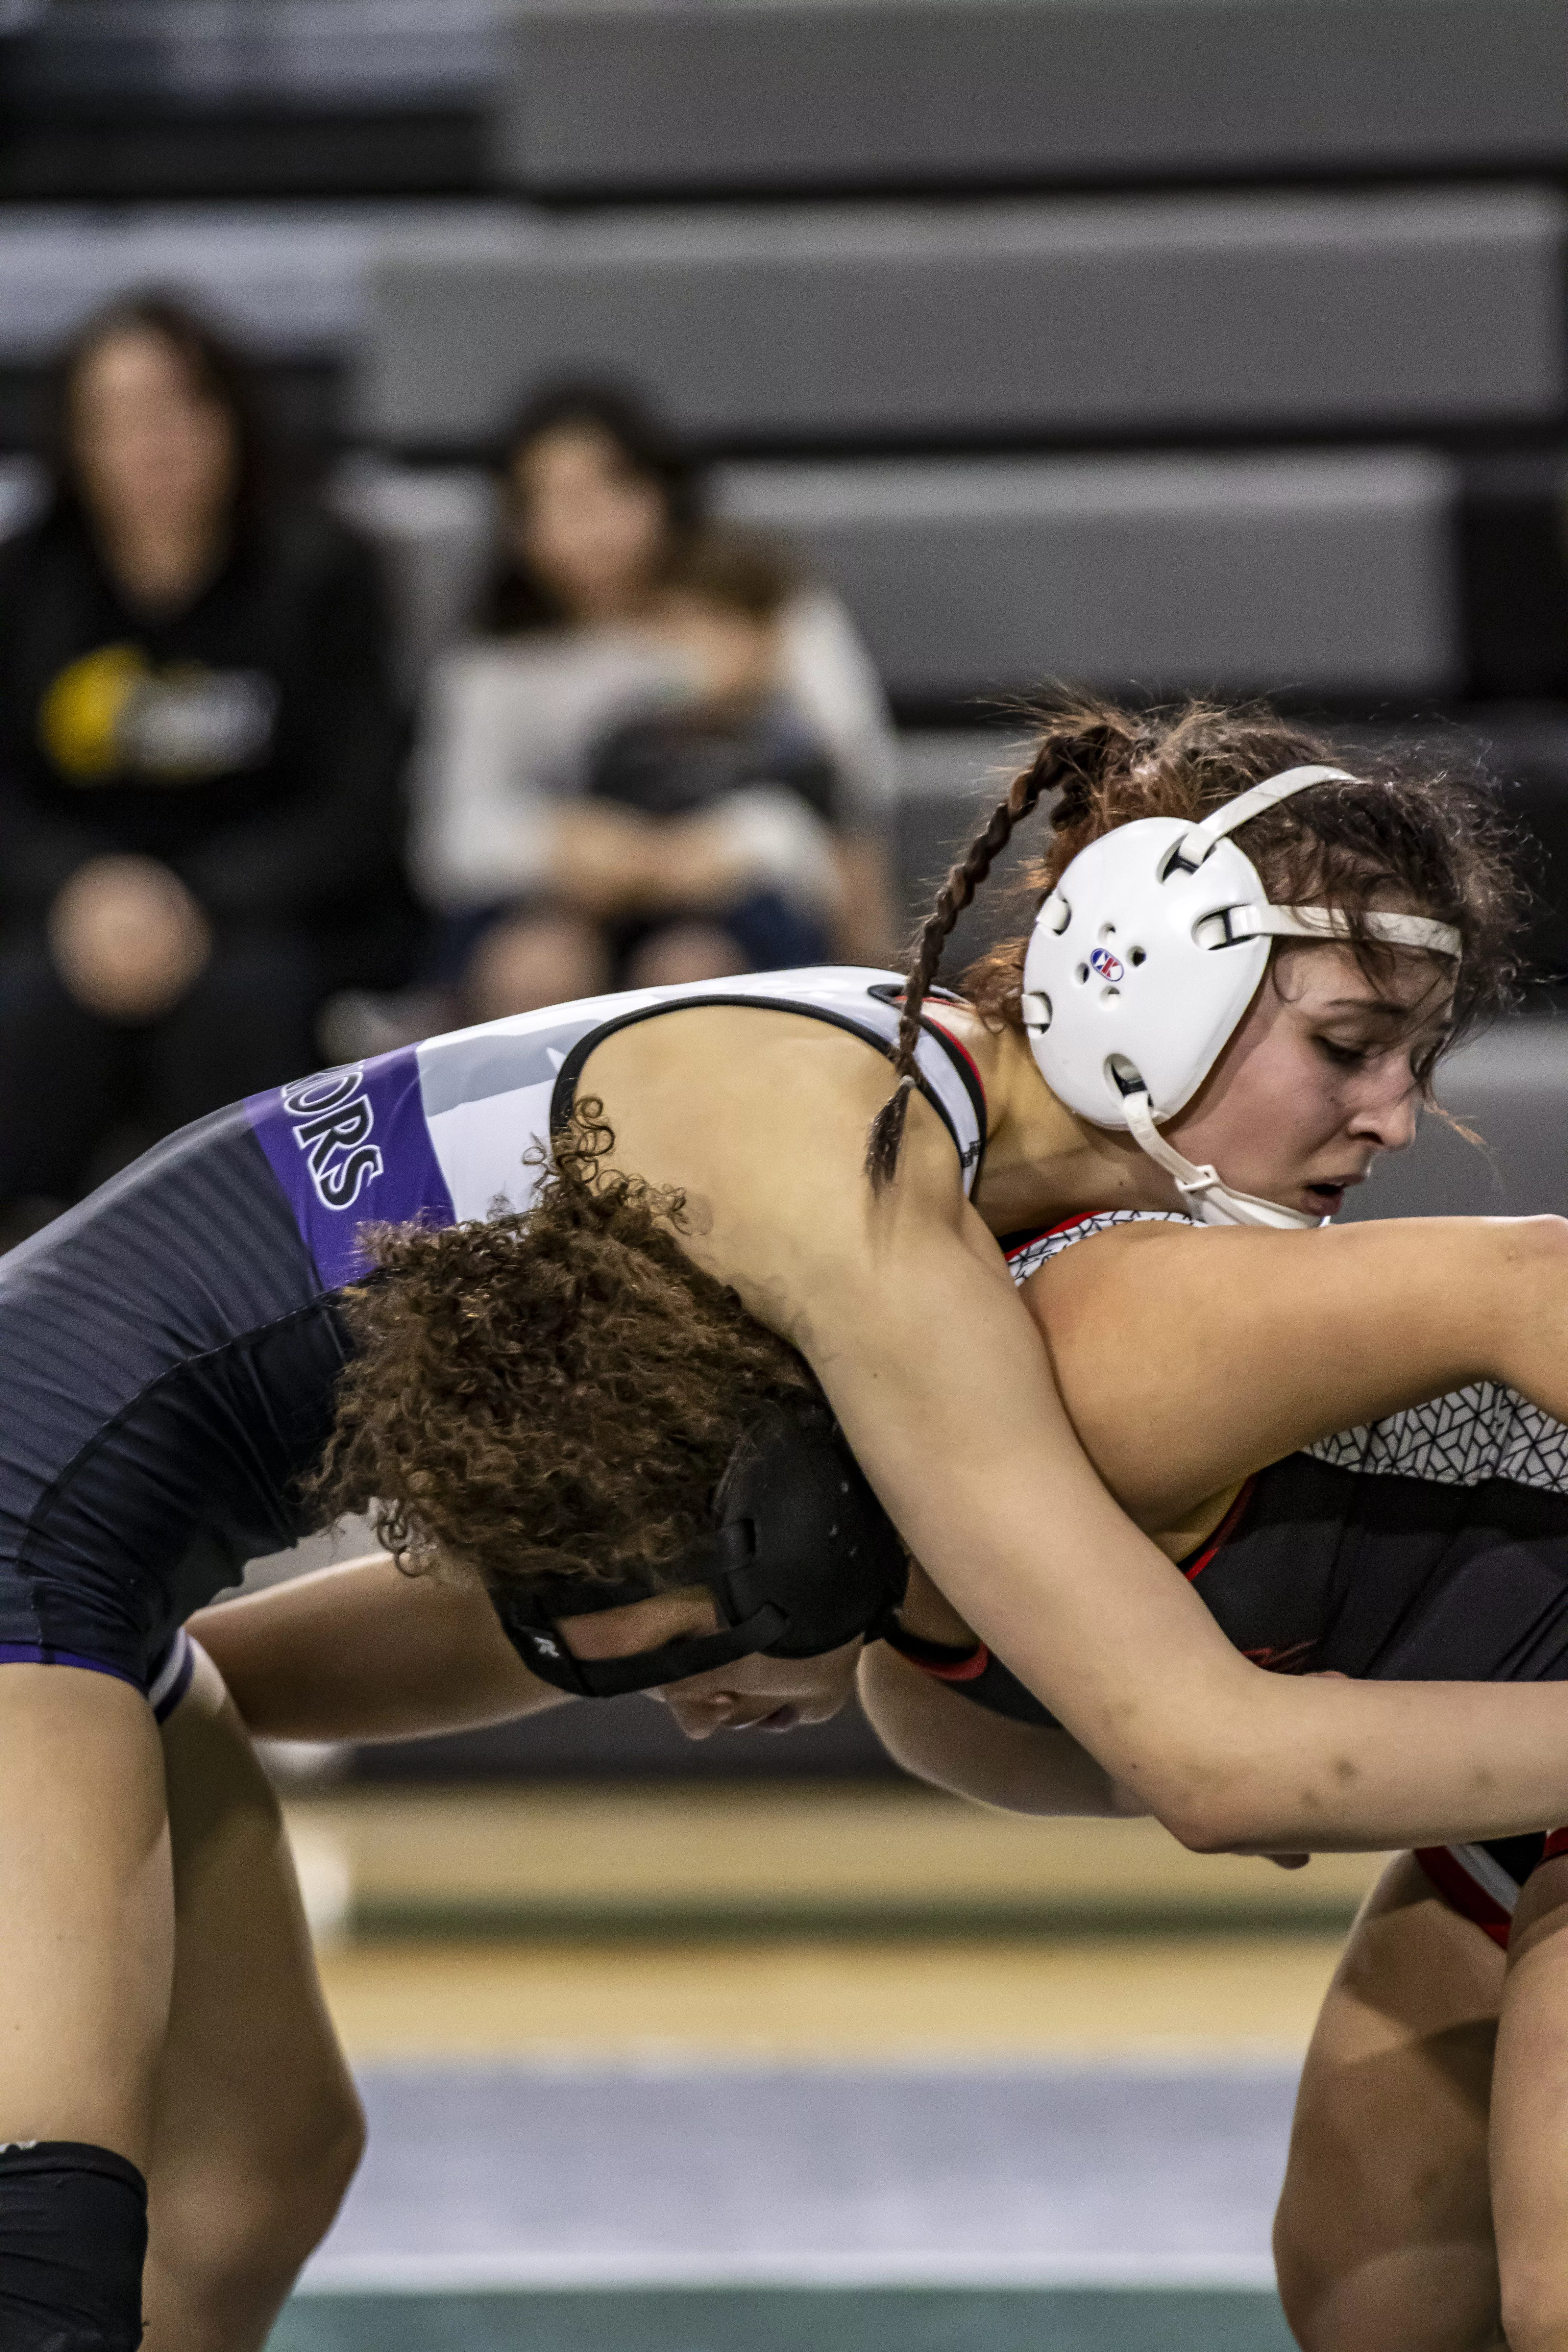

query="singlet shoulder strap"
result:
[548,967,989,1195]
[1004,1207,1194,1287]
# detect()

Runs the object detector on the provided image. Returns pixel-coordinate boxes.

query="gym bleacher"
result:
[9,20,1565,2345]
[4,5,1567,1192]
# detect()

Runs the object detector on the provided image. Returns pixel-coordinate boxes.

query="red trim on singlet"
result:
[885,1627,992,1683]
[923,1643,990,1683]
[1179,1478,1259,1584]
[1416,1829,1568,1953]
[1004,1214,1104,1262]
[917,1011,988,1113]
[1414,1846,1514,1949]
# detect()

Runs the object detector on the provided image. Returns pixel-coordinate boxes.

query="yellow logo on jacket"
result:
[40,644,276,783]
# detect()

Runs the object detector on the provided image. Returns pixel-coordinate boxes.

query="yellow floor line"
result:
[317,1931,1344,2066]
[285,1783,1386,1929]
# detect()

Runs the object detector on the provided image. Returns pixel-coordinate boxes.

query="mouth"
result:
[1303,1174,1364,1217]
[702,1701,802,1735]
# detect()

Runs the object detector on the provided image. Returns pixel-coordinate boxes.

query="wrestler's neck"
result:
[939,1006,1178,1233]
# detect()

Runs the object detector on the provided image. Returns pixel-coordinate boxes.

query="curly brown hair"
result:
[866,690,1526,1185]
[315,1108,819,1595]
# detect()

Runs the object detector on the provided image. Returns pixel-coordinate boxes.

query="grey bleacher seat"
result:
[718,450,1459,702]
[893,731,1033,934]
[3,0,500,110]
[328,457,497,689]
[0,204,406,361]
[359,189,1568,450]
[0,2,505,199]
[333,446,1458,703]
[503,0,1568,196]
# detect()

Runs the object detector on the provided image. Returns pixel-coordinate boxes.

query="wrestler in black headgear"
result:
[496,1402,909,1698]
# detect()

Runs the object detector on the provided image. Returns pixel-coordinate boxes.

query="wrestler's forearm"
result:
[190,1554,566,1742]
[857,1642,1143,1817]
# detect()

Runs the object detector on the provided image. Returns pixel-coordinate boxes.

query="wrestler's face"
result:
[1163,941,1454,1220]
[555,1587,860,1738]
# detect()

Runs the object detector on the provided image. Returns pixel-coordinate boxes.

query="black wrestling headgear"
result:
[495,1402,909,1698]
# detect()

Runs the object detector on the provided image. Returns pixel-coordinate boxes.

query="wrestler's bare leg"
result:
[1274,1855,1503,2352]
[142,1643,363,2352]
[1490,1853,1568,2352]
[0,1665,172,2157]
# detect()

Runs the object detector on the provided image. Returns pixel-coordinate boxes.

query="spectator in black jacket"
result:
[0,293,405,1234]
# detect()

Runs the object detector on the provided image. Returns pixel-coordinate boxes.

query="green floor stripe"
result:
[347,1899,1358,1941]
[273,2287,1297,2351]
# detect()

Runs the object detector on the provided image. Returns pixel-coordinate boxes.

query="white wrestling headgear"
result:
[1019,765,1463,1230]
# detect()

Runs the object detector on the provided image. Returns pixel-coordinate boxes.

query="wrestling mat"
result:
[271,2063,1302,2350]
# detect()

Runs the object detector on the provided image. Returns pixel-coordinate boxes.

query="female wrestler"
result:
[169,699,1568,2349]
[13,692,1568,2352]
[854,1196,1568,2352]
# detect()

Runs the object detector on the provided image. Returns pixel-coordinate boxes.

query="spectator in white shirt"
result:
[411,381,899,1019]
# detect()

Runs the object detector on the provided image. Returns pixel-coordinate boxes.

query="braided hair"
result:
[864,690,1524,1190]
[864,702,1159,1188]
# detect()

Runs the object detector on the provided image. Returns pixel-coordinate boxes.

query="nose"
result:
[666,1693,740,1742]
[1349,1065,1421,1153]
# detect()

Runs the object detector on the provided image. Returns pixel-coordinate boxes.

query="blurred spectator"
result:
[411,380,899,1019]
[0,292,405,1237]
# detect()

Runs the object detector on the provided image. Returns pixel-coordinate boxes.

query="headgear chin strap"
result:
[494,1402,909,1699]
[1118,1082,1324,1231]
[1020,764,1463,1231]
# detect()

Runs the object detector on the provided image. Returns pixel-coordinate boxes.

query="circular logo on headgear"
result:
[1089,947,1125,983]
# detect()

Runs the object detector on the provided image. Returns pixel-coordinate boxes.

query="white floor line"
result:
[297,2249,1278,2295]
[348,2050,1305,2081]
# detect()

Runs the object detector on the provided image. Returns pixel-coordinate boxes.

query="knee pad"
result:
[0,2141,147,2349]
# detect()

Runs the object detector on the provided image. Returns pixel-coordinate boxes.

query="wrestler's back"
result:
[0,966,981,1690]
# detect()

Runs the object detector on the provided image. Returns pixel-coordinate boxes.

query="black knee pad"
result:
[0,2142,147,2349]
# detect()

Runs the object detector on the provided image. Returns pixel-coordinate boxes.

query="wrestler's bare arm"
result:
[856,1639,1144,1819]
[864,1215,1568,1827]
[1023,1213,1568,1532]
[189,1553,564,1743]
[581,1009,1568,1855]
[199,1020,1568,1855]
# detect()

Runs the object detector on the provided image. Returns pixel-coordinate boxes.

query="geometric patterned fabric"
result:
[1004,1209,1193,1284]
[1308,1382,1568,1495]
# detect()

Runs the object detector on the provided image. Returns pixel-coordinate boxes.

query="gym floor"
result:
[266,1786,1374,2349]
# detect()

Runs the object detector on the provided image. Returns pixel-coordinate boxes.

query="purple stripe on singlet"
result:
[0,1643,139,1689]
[246,1044,455,1291]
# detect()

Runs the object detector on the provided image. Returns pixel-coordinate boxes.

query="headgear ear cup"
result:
[497,1402,908,1698]
[1020,766,1462,1229]
[714,1402,909,1658]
